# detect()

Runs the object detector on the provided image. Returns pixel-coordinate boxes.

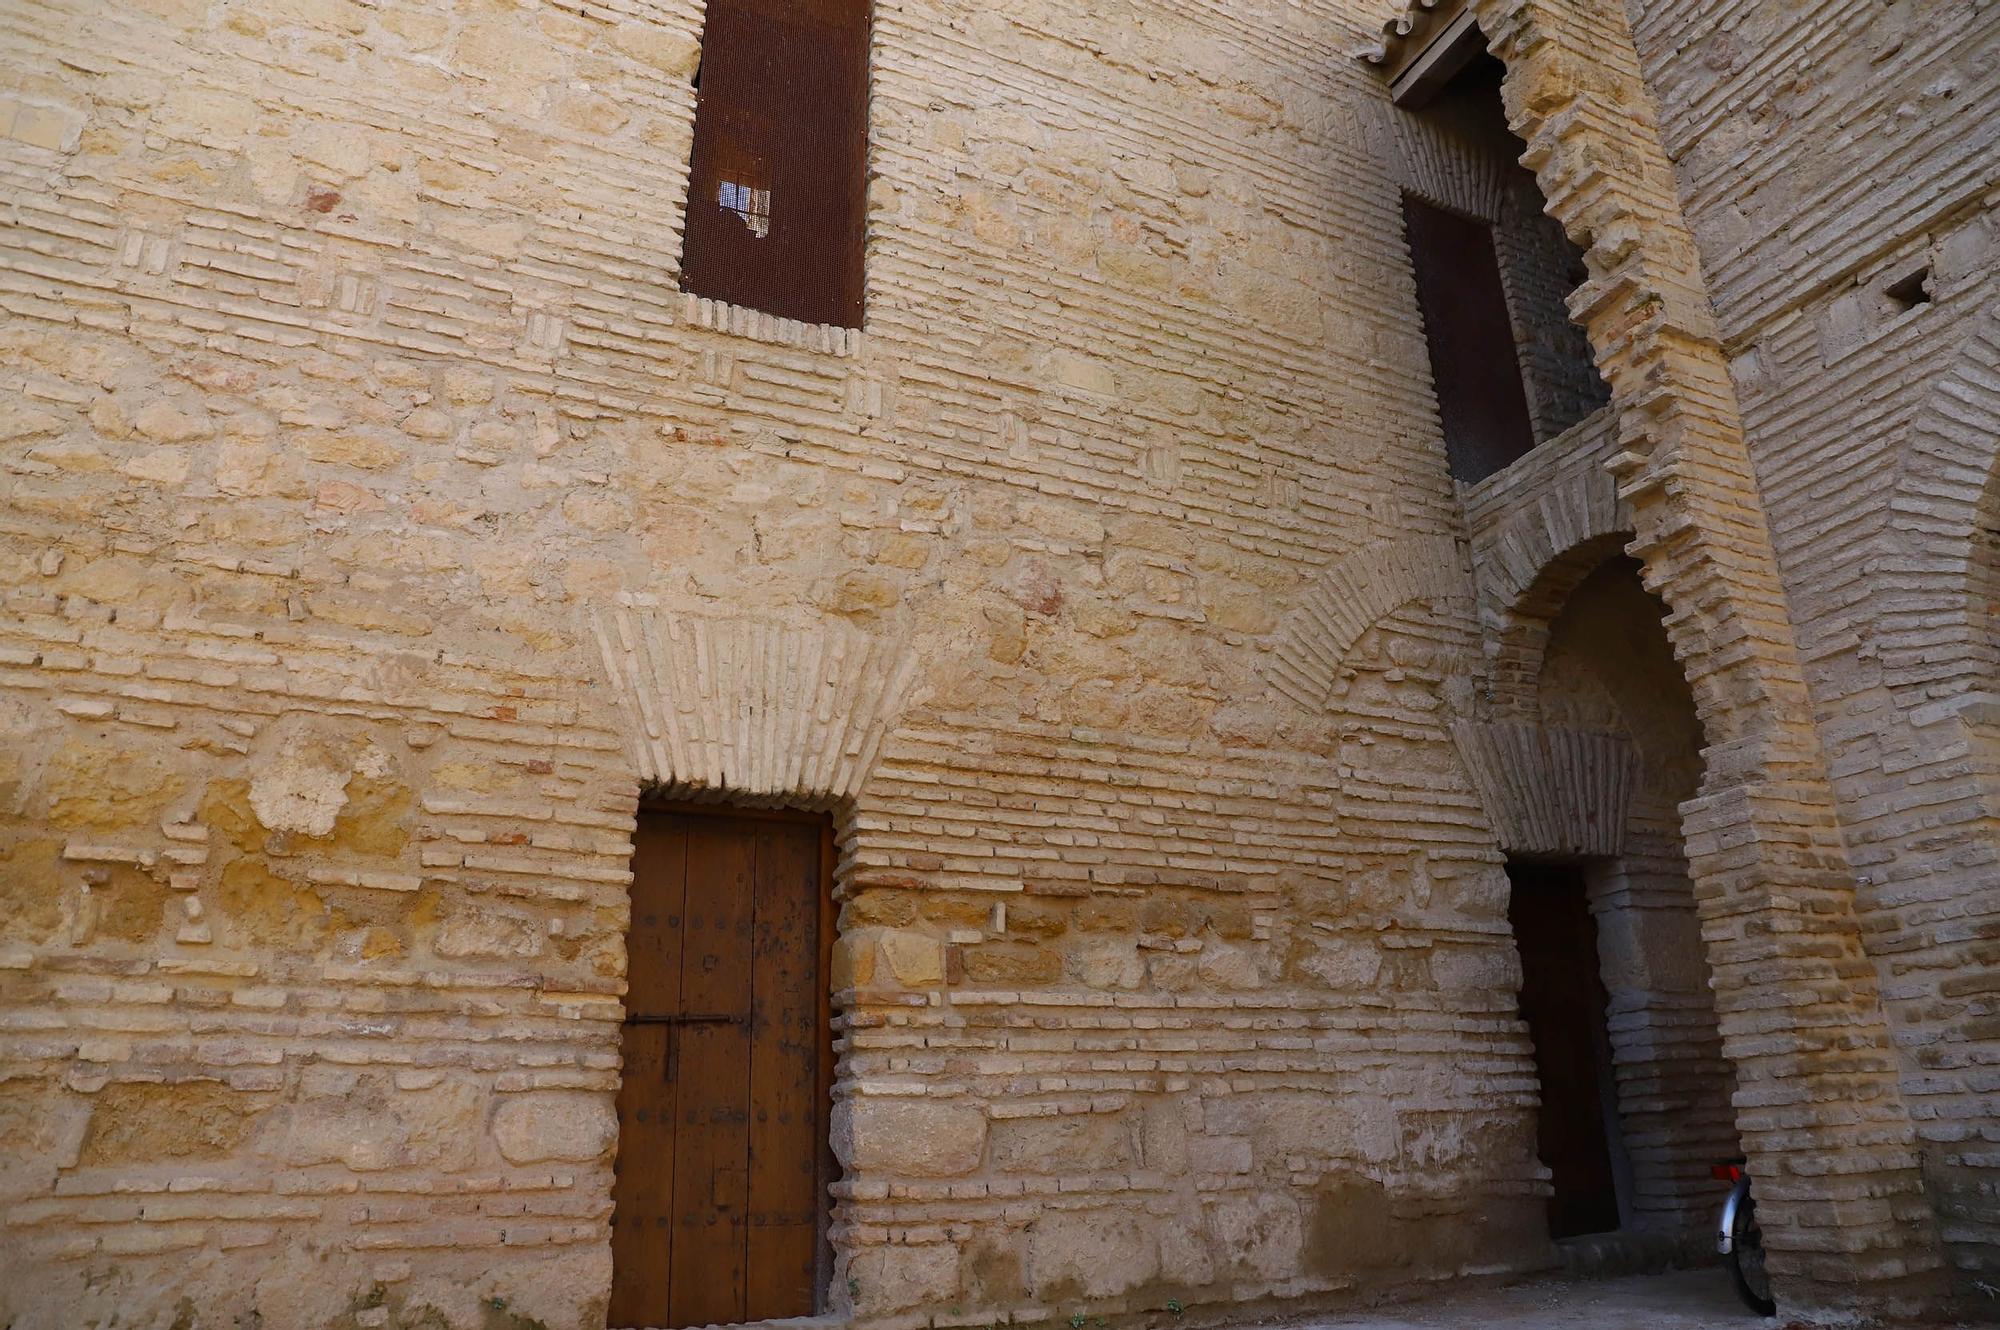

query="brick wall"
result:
[1,0,1991,1321]
[1468,0,1958,1310]
[1627,0,2000,1283]
[0,0,1559,1324]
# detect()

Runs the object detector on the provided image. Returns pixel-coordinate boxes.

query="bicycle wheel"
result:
[1727,1191,1777,1317]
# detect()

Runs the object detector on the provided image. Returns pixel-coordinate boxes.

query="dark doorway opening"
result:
[1402,190,1538,483]
[609,804,836,1329]
[1398,48,1611,483]
[1507,859,1624,1239]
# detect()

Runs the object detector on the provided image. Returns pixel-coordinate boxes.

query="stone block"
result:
[1140,1098,1190,1172]
[832,1098,986,1178]
[6,100,84,151]
[77,1082,266,1167]
[835,926,944,989]
[1027,1208,1157,1299]
[613,22,700,78]
[491,1092,616,1164]
[878,928,945,986]
[1206,1191,1304,1283]
[989,1112,1133,1174]
[280,1082,482,1172]
[846,1241,961,1314]
[434,908,544,959]
[1068,936,1143,989]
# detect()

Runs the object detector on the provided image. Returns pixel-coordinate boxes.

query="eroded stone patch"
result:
[78,1082,269,1167]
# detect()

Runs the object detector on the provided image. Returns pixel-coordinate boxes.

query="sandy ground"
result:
[1279,1269,1776,1329]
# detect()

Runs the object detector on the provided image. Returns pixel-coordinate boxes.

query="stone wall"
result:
[1460,0,1967,1308]
[0,0,1992,1322]
[0,0,1560,1325]
[1626,0,2000,1280]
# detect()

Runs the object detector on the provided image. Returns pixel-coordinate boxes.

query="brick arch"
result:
[587,602,920,805]
[1260,532,1474,712]
[1483,529,1632,713]
[1883,313,2000,710]
[1463,429,1634,713]
[1453,0,1949,1309]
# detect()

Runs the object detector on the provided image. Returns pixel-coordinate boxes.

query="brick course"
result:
[0,0,1993,1324]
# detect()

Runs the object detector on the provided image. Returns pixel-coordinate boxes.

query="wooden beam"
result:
[1388,3,1483,108]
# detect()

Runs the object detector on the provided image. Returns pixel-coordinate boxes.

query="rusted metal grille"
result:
[680,0,870,328]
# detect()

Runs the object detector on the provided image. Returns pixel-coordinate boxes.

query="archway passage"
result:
[1451,0,1949,1302]
[1507,859,1623,1239]
[1517,556,1740,1245]
[609,806,836,1329]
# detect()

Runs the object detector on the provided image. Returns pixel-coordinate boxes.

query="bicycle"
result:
[1714,1158,1776,1317]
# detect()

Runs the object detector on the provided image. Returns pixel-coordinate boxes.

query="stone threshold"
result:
[617,1316,848,1330]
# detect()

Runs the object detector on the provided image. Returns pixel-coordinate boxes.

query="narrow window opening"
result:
[679,0,869,328]
[1885,265,1932,312]
[1403,192,1538,484]
[1400,49,1609,483]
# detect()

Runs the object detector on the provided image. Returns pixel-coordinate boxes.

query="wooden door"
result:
[1507,861,1623,1239]
[609,807,832,1329]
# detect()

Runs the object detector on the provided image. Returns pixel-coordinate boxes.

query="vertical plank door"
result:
[667,817,755,1325]
[609,808,829,1329]
[608,813,688,1328]
[744,819,823,1318]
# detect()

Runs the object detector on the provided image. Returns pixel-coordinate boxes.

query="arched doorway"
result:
[1372,0,1951,1302]
[1505,556,1739,1251]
